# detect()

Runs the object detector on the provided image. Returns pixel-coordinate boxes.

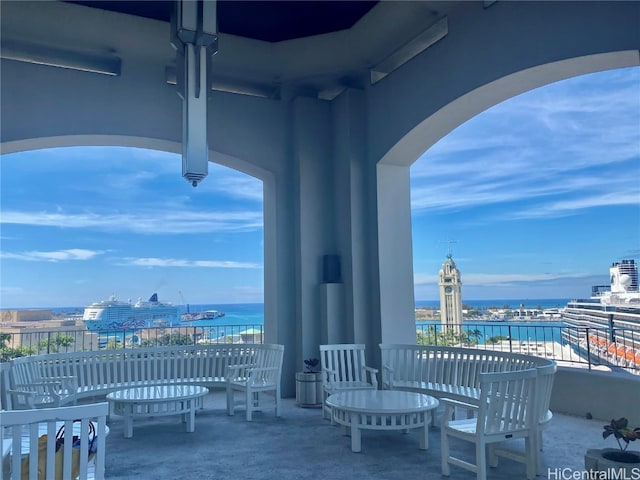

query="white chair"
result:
[0,402,108,480]
[441,368,538,480]
[490,361,557,475]
[226,344,284,421]
[319,344,378,419]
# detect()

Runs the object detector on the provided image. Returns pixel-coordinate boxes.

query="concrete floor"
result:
[101,390,606,480]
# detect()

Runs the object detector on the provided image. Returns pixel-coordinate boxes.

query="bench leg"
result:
[226,386,234,416]
[420,416,429,450]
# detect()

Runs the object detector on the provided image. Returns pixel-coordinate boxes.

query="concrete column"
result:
[291,97,334,367]
[376,163,416,345]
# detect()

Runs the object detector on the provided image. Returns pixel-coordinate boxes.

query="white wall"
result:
[551,368,640,427]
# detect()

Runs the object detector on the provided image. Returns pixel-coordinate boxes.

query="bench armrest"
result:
[225,363,258,381]
[41,376,78,393]
[8,386,63,409]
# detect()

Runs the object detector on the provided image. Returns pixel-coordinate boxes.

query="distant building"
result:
[0,309,53,323]
[439,254,462,333]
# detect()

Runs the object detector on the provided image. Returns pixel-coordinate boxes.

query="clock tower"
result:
[439,254,462,333]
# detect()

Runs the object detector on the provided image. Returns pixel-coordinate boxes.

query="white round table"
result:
[106,385,208,438]
[326,390,439,452]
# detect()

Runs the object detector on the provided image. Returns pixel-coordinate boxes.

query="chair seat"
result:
[445,418,478,436]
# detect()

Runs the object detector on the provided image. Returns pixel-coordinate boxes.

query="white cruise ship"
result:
[82,293,180,331]
[562,259,640,372]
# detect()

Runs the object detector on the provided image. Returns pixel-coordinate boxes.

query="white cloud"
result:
[122,257,262,269]
[414,271,592,287]
[0,209,263,234]
[506,191,640,220]
[0,248,105,262]
[411,68,640,221]
[210,176,263,202]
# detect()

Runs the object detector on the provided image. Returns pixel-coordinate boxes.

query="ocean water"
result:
[52,300,569,344]
[53,299,570,327]
[416,321,565,344]
[175,302,567,344]
[178,303,264,328]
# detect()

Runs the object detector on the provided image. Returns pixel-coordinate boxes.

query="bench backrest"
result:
[0,402,108,480]
[379,344,556,425]
[7,344,281,402]
[379,344,545,389]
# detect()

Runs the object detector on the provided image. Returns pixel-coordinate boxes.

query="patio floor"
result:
[102,390,603,480]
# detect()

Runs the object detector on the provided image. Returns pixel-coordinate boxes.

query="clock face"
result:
[445,286,452,293]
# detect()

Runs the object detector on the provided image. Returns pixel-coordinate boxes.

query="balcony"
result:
[101,390,608,479]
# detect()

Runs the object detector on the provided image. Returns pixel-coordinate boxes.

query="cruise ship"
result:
[82,293,180,331]
[562,259,640,373]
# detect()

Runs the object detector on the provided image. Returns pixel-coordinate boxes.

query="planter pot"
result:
[585,448,640,478]
[295,372,323,408]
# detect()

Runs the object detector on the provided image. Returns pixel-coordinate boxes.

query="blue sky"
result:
[1,66,639,308]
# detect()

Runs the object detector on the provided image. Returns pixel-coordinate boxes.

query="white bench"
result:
[6,344,285,411]
[379,344,556,475]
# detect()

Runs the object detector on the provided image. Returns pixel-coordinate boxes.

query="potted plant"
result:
[303,358,320,373]
[585,417,640,475]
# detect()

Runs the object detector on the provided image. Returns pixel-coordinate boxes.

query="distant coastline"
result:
[9,299,572,314]
[416,298,569,310]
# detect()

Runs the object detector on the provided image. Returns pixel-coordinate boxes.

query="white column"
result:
[377,163,416,344]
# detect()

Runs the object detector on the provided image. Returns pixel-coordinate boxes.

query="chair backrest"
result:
[476,368,538,437]
[319,344,368,385]
[251,344,285,386]
[0,402,108,480]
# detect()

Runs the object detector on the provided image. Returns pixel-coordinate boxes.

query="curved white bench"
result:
[6,344,284,413]
[379,344,556,475]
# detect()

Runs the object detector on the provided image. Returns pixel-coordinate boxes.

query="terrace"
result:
[98,389,603,480]
[1,2,638,477]
[1,323,639,478]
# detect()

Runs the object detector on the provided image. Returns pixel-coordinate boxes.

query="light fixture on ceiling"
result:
[0,40,121,76]
[171,0,218,187]
[370,16,448,85]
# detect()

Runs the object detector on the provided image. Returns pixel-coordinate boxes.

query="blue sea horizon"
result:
[50,300,570,343]
[50,298,569,315]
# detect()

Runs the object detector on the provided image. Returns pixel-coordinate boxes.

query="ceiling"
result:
[3,1,461,100]
[67,1,379,43]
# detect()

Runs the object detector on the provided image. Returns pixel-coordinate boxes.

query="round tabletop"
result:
[326,389,438,414]
[106,385,209,402]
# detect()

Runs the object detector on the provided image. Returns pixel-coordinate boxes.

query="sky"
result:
[1,66,639,309]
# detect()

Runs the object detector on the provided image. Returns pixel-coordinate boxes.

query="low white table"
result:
[106,385,208,438]
[326,390,439,453]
